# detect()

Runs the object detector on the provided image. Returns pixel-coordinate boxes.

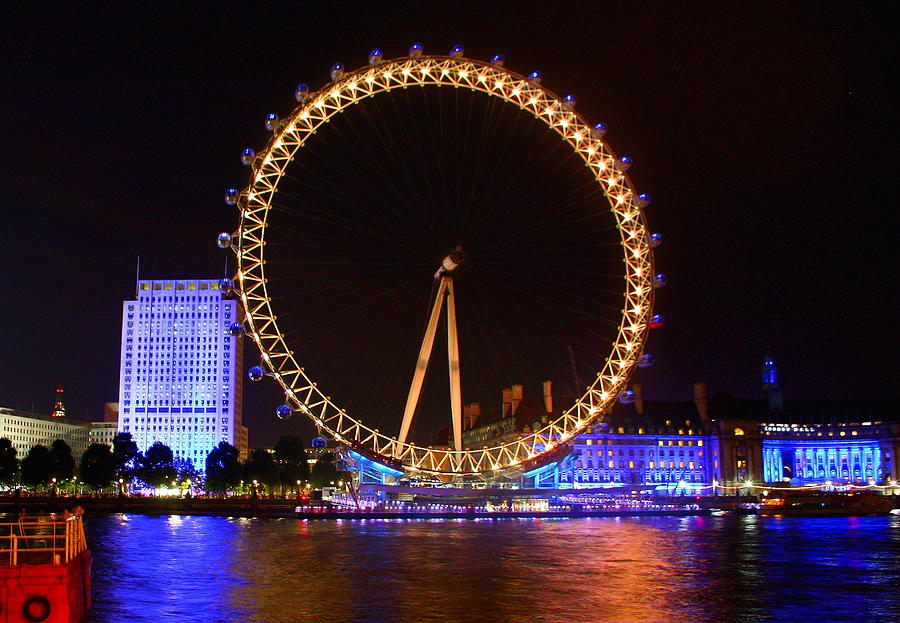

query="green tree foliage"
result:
[139,442,177,488]
[274,435,310,492]
[0,438,19,485]
[79,443,116,491]
[50,439,76,481]
[21,444,52,489]
[112,432,141,482]
[205,442,242,493]
[310,452,341,489]
[243,449,278,490]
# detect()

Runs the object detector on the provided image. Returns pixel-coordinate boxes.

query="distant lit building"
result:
[89,422,119,448]
[0,407,92,459]
[1,390,125,459]
[117,278,248,467]
[462,358,898,490]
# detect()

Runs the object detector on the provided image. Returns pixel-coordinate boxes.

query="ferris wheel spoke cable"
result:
[286,116,437,240]
[396,89,442,219]
[296,130,440,242]
[461,272,582,392]
[317,106,444,238]
[278,282,421,369]
[278,144,390,213]
[361,95,445,237]
[269,183,443,252]
[463,267,619,351]
[270,271,425,323]
[265,219,425,256]
[467,268,624,327]
[467,100,528,239]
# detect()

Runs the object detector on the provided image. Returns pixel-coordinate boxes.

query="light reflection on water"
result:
[86,514,900,622]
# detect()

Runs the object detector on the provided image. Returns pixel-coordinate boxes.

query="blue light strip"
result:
[348,450,405,477]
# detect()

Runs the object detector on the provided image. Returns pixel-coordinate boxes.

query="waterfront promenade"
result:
[0,494,711,520]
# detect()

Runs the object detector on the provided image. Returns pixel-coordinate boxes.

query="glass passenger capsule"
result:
[275,404,293,419]
[591,122,608,138]
[294,83,310,102]
[615,155,632,171]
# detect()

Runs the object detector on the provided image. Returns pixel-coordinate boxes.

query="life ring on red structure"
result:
[22,595,52,622]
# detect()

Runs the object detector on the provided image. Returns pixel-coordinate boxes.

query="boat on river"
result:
[1,511,91,622]
[759,488,895,517]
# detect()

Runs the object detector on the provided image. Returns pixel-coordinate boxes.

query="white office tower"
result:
[118,279,248,468]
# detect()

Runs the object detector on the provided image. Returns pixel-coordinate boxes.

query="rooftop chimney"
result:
[511,384,523,415]
[693,382,710,422]
[463,402,481,430]
[632,383,644,416]
[542,380,553,414]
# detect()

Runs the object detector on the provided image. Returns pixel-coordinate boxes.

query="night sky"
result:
[2,2,895,446]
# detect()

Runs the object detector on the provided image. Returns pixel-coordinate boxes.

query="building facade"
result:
[89,421,119,449]
[462,360,898,490]
[117,278,248,467]
[0,407,93,459]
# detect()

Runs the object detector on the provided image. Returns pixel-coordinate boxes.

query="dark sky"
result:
[2,2,895,446]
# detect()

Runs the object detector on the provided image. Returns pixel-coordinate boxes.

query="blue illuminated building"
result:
[760,422,889,484]
[461,358,898,490]
[117,279,248,467]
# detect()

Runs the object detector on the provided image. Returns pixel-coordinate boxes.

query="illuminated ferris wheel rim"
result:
[231,47,656,476]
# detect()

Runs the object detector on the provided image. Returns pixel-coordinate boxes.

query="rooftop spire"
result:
[761,351,783,412]
[51,384,67,418]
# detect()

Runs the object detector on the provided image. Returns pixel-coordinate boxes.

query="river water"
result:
[85,513,900,622]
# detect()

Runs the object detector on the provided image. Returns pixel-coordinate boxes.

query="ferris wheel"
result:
[218,44,663,478]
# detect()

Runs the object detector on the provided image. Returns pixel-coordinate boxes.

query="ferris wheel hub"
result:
[435,246,466,278]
